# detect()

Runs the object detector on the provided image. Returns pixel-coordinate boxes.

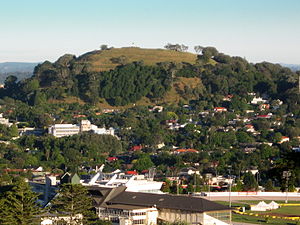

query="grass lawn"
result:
[251,206,300,217]
[216,200,300,224]
[232,213,300,225]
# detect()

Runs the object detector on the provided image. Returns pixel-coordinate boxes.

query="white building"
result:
[251,97,267,105]
[48,120,116,138]
[48,123,80,137]
[98,205,158,225]
[89,187,231,225]
[0,113,12,127]
[83,169,163,193]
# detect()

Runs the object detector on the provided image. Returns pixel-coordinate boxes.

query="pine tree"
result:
[50,184,95,225]
[243,172,258,191]
[0,180,41,225]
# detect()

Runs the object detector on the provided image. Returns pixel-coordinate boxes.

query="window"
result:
[133,219,145,224]
[131,212,146,216]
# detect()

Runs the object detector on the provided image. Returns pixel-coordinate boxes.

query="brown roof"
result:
[87,186,230,213]
[103,190,229,213]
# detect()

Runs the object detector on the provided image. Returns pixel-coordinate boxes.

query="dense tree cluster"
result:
[0,133,122,173]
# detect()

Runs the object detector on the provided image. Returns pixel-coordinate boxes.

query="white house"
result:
[251,97,267,105]
[0,113,12,127]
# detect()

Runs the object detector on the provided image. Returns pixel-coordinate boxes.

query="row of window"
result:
[131,212,146,216]
[133,219,145,224]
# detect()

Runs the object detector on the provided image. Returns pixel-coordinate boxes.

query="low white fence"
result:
[202,192,300,197]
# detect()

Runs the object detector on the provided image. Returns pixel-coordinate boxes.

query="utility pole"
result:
[283,171,291,203]
[229,175,233,208]
[206,174,212,200]
[298,75,300,94]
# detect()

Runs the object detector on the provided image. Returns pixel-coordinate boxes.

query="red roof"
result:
[73,114,86,118]
[175,148,199,153]
[214,107,227,111]
[257,115,270,118]
[126,170,138,175]
[107,157,118,161]
[130,145,143,151]
[141,170,149,174]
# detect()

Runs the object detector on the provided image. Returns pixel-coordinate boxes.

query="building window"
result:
[131,212,146,216]
[133,219,145,224]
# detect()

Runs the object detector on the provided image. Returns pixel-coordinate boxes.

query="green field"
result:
[232,213,300,225]
[216,201,300,224]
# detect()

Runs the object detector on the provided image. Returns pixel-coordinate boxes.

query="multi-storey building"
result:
[48,120,115,138]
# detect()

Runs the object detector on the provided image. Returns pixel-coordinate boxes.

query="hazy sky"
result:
[1,0,299,64]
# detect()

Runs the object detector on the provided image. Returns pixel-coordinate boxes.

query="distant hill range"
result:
[0,62,38,83]
[280,63,300,72]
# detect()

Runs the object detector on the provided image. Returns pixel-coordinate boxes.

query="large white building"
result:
[48,120,115,138]
[89,187,231,225]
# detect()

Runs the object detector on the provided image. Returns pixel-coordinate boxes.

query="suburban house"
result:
[251,97,267,105]
[214,107,227,112]
[89,186,231,225]
[179,167,200,176]
[0,113,12,127]
[278,136,290,144]
[174,148,199,154]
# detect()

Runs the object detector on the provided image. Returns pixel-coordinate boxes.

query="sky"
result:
[0,0,299,64]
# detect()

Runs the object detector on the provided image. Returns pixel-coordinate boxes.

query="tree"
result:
[264,179,275,191]
[164,43,187,52]
[194,45,204,54]
[132,154,154,172]
[9,124,19,137]
[33,91,47,105]
[0,180,41,225]
[181,44,188,52]
[202,47,218,62]
[243,172,258,191]
[50,184,94,225]
[100,44,108,50]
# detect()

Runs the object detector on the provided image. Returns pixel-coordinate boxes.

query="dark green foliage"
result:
[132,153,154,172]
[99,63,171,105]
[243,172,258,191]
[175,63,198,78]
[0,180,41,225]
[16,133,123,171]
[264,179,275,191]
[50,184,94,225]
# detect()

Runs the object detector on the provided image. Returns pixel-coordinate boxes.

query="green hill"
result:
[1,46,298,111]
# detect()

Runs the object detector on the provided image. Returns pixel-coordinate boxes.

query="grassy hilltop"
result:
[77,47,197,72]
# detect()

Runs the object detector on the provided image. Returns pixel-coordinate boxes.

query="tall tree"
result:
[50,184,94,225]
[0,180,41,225]
[243,172,258,191]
